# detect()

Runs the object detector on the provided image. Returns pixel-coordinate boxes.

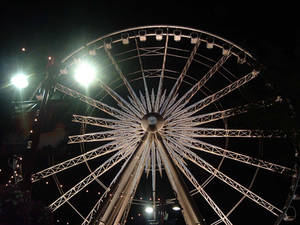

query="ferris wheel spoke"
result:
[163,93,179,115]
[68,130,143,144]
[151,88,155,110]
[164,50,232,117]
[159,89,167,109]
[52,175,87,221]
[161,138,233,225]
[32,138,138,183]
[81,177,115,225]
[139,91,148,111]
[134,38,152,113]
[166,69,260,122]
[72,114,139,129]
[48,146,135,212]
[167,128,288,138]
[173,134,294,175]
[211,166,259,225]
[155,32,169,112]
[161,39,200,114]
[169,141,283,217]
[167,95,285,127]
[128,95,145,115]
[98,79,142,118]
[104,45,145,113]
[169,105,249,127]
[55,83,136,121]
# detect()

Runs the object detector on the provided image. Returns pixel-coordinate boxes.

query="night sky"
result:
[0,1,299,225]
[0,2,299,112]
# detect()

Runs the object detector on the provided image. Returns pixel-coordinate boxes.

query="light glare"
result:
[74,62,96,87]
[11,73,29,89]
[145,206,153,214]
[172,205,181,211]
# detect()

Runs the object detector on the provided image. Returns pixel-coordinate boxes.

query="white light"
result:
[155,29,163,41]
[173,29,181,42]
[74,62,96,87]
[121,33,129,45]
[206,37,214,49]
[190,32,199,44]
[172,205,181,211]
[139,30,147,42]
[145,206,153,214]
[11,73,28,89]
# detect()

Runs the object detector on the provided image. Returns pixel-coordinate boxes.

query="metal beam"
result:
[96,132,149,225]
[155,133,206,225]
[104,45,145,113]
[167,128,287,138]
[72,115,122,129]
[55,83,136,121]
[68,130,142,144]
[155,31,169,112]
[164,50,232,117]
[168,140,283,216]
[134,38,151,113]
[161,39,201,114]
[166,95,284,127]
[32,138,138,182]
[97,79,142,118]
[107,135,151,225]
[82,155,132,225]
[48,145,135,212]
[169,134,294,175]
[166,70,260,122]
[163,139,232,225]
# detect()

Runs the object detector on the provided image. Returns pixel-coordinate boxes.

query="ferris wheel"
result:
[18,25,299,225]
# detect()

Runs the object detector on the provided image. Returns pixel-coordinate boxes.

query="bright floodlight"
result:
[172,205,181,211]
[11,73,28,89]
[145,206,153,214]
[74,62,96,87]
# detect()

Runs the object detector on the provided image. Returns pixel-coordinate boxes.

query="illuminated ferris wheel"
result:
[19,25,299,225]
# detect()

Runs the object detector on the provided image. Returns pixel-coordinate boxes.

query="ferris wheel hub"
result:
[141,113,164,132]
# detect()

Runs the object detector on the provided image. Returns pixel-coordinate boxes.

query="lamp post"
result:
[11,59,97,192]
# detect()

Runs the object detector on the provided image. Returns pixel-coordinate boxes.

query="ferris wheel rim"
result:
[26,24,300,224]
[61,24,256,65]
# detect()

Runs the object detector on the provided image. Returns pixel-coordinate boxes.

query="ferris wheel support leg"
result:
[155,133,206,225]
[96,132,149,225]
[107,140,150,225]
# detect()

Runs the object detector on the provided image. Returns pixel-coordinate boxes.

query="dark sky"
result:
[0,1,299,143]
[0,1,299,225]
[0,2,299,97]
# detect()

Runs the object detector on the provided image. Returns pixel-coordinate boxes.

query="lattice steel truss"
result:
[26,26,299,225]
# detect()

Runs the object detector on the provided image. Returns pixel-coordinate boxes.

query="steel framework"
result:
[21,25,299,225]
